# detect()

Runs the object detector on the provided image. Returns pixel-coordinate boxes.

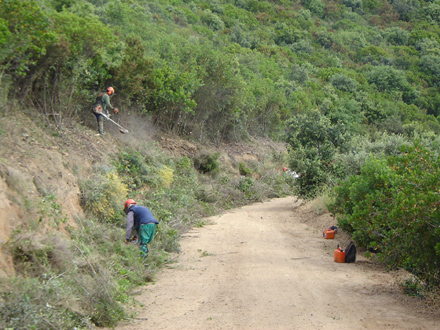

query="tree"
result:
[341,0,363,12]
[367,65,409,93]
[286,109,349,198]
[301,0,325,17]
[384,27,409,46]
[0,0,55,76]
[421,2,440,25]
[330,73,357,92]
[391,0,420,22]
[230,22,257,49]
[110,36,154,106]
[420,55,440,86]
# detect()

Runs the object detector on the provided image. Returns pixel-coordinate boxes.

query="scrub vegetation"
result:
[1,0,440,327]
[0,113,294,329]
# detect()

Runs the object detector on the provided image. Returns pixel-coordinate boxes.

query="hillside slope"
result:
[0,110,288,277]
[0,112,113,276]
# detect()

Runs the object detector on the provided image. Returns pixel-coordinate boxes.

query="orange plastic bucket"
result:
[323,229,335,239]
[334,247,346,263]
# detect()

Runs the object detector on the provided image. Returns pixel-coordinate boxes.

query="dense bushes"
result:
[2,0,440,146]
[0,0,55,76]
[329,142,440,286]
[286,109,349,198]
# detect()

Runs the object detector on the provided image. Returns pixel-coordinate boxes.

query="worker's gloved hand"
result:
[113,108,119,114]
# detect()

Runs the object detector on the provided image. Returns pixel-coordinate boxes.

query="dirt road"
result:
[116,197,439,330]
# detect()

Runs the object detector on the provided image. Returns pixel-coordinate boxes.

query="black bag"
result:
[345,241,356,263]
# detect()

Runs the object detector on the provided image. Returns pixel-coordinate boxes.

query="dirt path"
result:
[116,197,439,330]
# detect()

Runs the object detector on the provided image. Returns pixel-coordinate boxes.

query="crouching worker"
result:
[124,199,159,257]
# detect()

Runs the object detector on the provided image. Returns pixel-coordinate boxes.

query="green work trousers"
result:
[139,223,157,256]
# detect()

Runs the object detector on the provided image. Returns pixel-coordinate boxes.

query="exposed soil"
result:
[115,197,440,330]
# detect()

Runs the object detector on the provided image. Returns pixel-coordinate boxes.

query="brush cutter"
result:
[100,113,129,134]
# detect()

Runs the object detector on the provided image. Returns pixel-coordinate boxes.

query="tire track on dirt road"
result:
[115,196,440,330]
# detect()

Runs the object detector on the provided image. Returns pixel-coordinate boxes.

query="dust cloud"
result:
[83,110,158,147]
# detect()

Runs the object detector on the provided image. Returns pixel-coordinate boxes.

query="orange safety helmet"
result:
[107,86,115,95]
[124,199,136,209]
[283,167,288,172]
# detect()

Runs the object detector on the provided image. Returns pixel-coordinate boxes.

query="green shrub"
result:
[366,65,410,93]
[301,0,325,17]
[384,27,409,46]
[286,109,349,199]
[193,153,221,174]
[333,133,410,178]
[158,165,174,188]
[0,0,56,75]
[237,177,254,195]
[402,278,425,297]
[9,231,72,276]
[239,162,252,176]
[0,223,145,329]
[115,148,161,190]
[329,142,440,286]
[330,73,357,93]
[0,276,94,329]
[392,0,420,21]
[80,170,128,224]
[153,222,180,253]
[201,10,225,31]
[176,156,192,172]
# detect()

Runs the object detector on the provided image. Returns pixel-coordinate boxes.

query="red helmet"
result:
[283,167,288,172]
[124,199,136,209]
[107,86,115,95]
